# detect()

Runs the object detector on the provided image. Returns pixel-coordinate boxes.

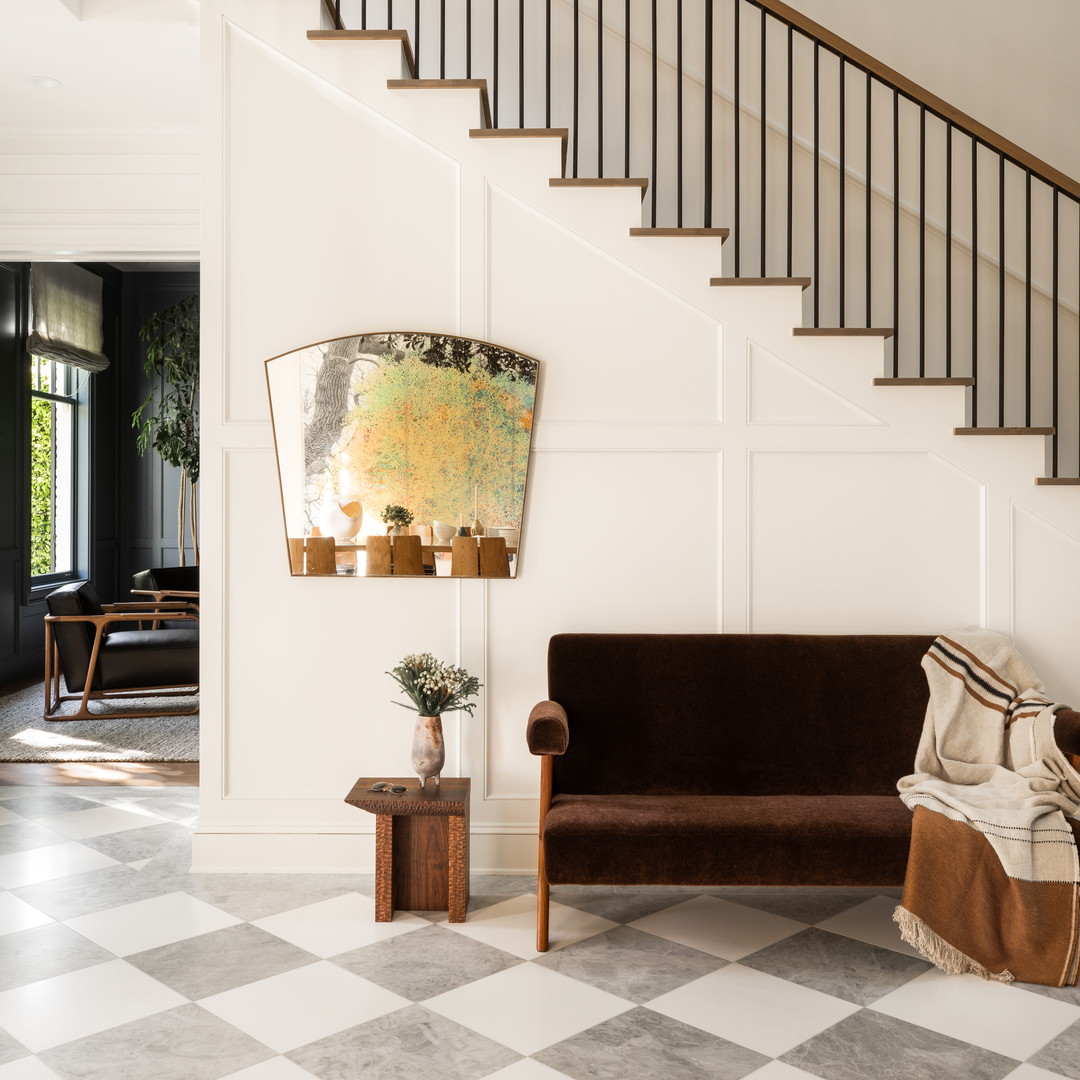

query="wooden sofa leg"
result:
[537,840,550,952]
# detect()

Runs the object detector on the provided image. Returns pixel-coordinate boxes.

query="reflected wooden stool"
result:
[344,777,470,921]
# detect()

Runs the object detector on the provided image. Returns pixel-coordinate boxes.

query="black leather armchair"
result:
[44,581,199,721]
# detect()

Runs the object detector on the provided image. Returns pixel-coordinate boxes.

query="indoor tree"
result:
[132,293,200,565]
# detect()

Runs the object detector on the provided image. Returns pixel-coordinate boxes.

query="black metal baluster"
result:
[519,0,525,128]
[544,0,550,126]
[440,0,446,79]
[786,23,793,278]
[650,0,657,226]
[624,0,630,178]
[335,0,342,30]
[387,0,392,31]
[839,59,846,326]
[759,6,766,277]
[493,0,500,129]
[597,0,604,175]
[414,0,420,74]
[467,0,472,77]
[971,137,978,424]
[1025,168,1032,426]
[676,0,683,225]
[892,89,899,374]
[865,72,871,327]
[1051,188,1059,475]
[703,0,713,227]
[999,154,1006,426]
[812,40,818,319]
[735,1,742,273]
[918,104,925,376]
[945,121,952,376]
[361,0,367,30]
[573,0,579,175]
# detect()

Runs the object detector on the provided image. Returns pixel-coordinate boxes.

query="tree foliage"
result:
[29,397,53,576]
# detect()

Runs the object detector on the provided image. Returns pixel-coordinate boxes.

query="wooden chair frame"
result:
[44,603,199,721]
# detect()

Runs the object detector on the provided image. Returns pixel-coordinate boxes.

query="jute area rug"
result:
[0,679,198,762]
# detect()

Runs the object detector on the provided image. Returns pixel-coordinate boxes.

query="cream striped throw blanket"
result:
[895,629,1080,986]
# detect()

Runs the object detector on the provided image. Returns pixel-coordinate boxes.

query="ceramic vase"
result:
[411,714,444,788]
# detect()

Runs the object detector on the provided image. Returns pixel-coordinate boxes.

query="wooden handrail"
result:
[750,0,1080,201]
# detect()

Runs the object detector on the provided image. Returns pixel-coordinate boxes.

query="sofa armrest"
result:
[1055,709,1080,759]
[527,700,569,756]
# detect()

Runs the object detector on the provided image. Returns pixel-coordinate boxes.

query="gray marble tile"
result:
[781,1009,1018,1080]
[740,926,931,1005]
[0,1024,30,1066]
[551,887,697,924]
[128,923,319,999]
[0,819,67,855]
[78,822,192,865]
[0,922,115,991]
[332,924,521,999]
[39,1004,273,1080]
[0,794,101,819]
[1028,1018,1080,1079]
[718,887,887,924]
[10,861,189,920]
[534,925,725,1003]
[180,873,373,921]
[82,793,200,823]
[1015,980,1080,1008]
[535,1006,769,1080]
[286,1004,519,1080]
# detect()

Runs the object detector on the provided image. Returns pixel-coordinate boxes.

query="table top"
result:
[344,777,470,815]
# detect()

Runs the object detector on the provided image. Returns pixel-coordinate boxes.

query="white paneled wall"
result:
[195,0,1080,874]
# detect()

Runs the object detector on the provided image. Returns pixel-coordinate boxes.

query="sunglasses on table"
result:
[369,782,407,794]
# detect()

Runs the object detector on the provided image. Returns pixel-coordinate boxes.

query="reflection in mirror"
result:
[266,332,539,579]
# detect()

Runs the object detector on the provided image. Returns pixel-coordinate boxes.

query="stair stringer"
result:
[196,3,1080,877]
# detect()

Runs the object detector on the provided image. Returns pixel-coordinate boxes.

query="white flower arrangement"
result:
[387,653,482,717]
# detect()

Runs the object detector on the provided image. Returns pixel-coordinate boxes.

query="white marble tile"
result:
[127,859,152,871]
[0,842,120,889]
[251,893,426,958]
[424,959,632,1055]
[743,1062,829,1080]
[629,895,806,961]
[815,895,923,957]
[198,960,410,1054]
[0,807,21,827]
[34,806,168,840]
[871,967,1080,1061]
[0,894,52,937]
[646,963,860,1057]
[481,1060,574,1080]
[0,1060,66,1080]
[201,1055,321,1080]
[0,959,186,1053]
[437,893,617,960]
[65,892,241,956]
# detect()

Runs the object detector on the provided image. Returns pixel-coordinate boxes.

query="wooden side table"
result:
[344,777,470,922]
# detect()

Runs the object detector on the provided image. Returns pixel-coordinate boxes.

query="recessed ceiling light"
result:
[27,76,62,90]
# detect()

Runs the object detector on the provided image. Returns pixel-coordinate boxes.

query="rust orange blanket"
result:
[895,630,1080,986]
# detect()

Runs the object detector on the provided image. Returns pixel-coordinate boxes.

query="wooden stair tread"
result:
[549,177,649,199]
[710,277,812,289]
[470,128,568,174]
[954,427,1055,436]
[309,28,415,77]
[629,227,730,238]
[1036,478,1080,485]
[386,78,492,128]
[874,377,975,387]
[794,327,894,338]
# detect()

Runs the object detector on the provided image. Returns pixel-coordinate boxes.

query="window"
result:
[29,355,86,585]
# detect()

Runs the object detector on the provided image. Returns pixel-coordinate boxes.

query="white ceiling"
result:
[0,0,199,130]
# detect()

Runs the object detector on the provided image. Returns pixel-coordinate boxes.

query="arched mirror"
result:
[266,331,539,579]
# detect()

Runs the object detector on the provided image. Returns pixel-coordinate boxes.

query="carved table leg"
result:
[374,814,394,922]
[448,815,468,922]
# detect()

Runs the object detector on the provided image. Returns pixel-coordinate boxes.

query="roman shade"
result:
[26,262,110,374]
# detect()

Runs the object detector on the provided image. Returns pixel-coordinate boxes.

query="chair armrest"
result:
[45,611,199,624]
[1054,709,1080,759]
[105,602,195,613]
[527,700,569,756]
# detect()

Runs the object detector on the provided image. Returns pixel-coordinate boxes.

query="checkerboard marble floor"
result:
[2,786,1080,1080]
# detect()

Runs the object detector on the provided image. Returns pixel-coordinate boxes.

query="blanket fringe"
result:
[893,905,1014,984]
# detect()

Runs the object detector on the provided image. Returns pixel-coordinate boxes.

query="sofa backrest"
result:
[547,633,935,798]
[132,566,200,594]
[46,581,105,693]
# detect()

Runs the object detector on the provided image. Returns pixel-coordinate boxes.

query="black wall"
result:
[0,264,198,686]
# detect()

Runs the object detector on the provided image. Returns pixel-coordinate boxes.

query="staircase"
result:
[315,0,1080,485]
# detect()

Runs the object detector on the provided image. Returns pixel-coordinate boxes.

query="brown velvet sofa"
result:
[527,633,1080,951]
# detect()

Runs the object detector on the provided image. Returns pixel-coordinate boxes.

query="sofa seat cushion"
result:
[543,793,912,887]
[97,628,199,691]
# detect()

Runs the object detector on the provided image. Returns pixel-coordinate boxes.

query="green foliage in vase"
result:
[387,653,482,716]
[29,397,53,575]
[381,504,414,527]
